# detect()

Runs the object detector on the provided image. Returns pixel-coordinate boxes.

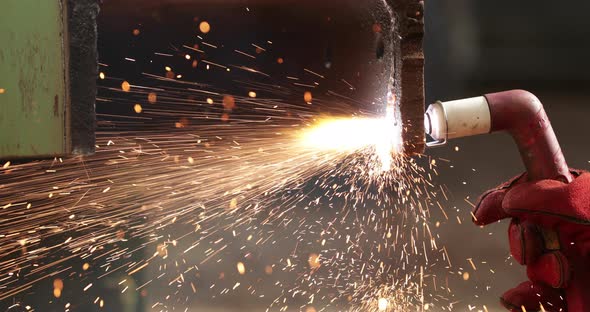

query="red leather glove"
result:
[474,170,590,312]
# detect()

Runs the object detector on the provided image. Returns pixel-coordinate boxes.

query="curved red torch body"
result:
[485,90,573,183]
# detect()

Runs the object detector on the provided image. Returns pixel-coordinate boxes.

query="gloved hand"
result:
[473,170,590,312]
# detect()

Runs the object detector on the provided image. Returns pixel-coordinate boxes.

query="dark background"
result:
[5,1,590,311]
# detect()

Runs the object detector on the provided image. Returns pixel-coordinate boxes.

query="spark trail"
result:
[0,18,451,312]
[0,103,446,312]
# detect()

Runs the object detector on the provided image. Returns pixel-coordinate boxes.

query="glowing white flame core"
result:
[378,298,389,311]
[299,106,402,171]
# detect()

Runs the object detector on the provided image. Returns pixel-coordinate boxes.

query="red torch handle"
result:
[484,90,573,183]
[485,90,585,309]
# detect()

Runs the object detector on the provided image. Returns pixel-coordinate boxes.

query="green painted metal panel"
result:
[0,1,68,159]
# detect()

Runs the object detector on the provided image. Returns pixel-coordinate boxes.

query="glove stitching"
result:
[519,222,527,265]
[506,173,527,188]
[499,297,521,311]
[473,189,497,222]
[506,209,590,225]
[551,252,565,289]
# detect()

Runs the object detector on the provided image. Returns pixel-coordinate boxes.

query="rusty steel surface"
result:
[67,0,99,155]
[388,0,425,155]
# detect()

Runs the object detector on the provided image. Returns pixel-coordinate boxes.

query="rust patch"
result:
[18,37,40,116]
[18,69,35,116]
[54,95,59,116]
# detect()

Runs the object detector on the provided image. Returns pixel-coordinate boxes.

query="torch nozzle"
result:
[425,96,491,145]
[424,90,572,182]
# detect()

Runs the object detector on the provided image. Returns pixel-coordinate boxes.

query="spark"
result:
[463,272,470,280]
[201,42,218,49]
[121,81,131,92]
[202,59,227,69]
[183,45,204,53]
[148,92,157,103]
[235,49,256,59]
[251,43,266,52]
[237,262,246,275]
[304,91,313,103]
[308,253,321,269]
[304,68,325,79]
[199,21,211,34]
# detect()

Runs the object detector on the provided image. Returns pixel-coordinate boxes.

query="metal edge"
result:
[387,0,425,155]
[61,0,71,155]
[67,0,99,155]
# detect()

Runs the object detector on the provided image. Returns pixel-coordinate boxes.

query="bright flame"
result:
[299,107,401,171]
[378,298,389,311]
